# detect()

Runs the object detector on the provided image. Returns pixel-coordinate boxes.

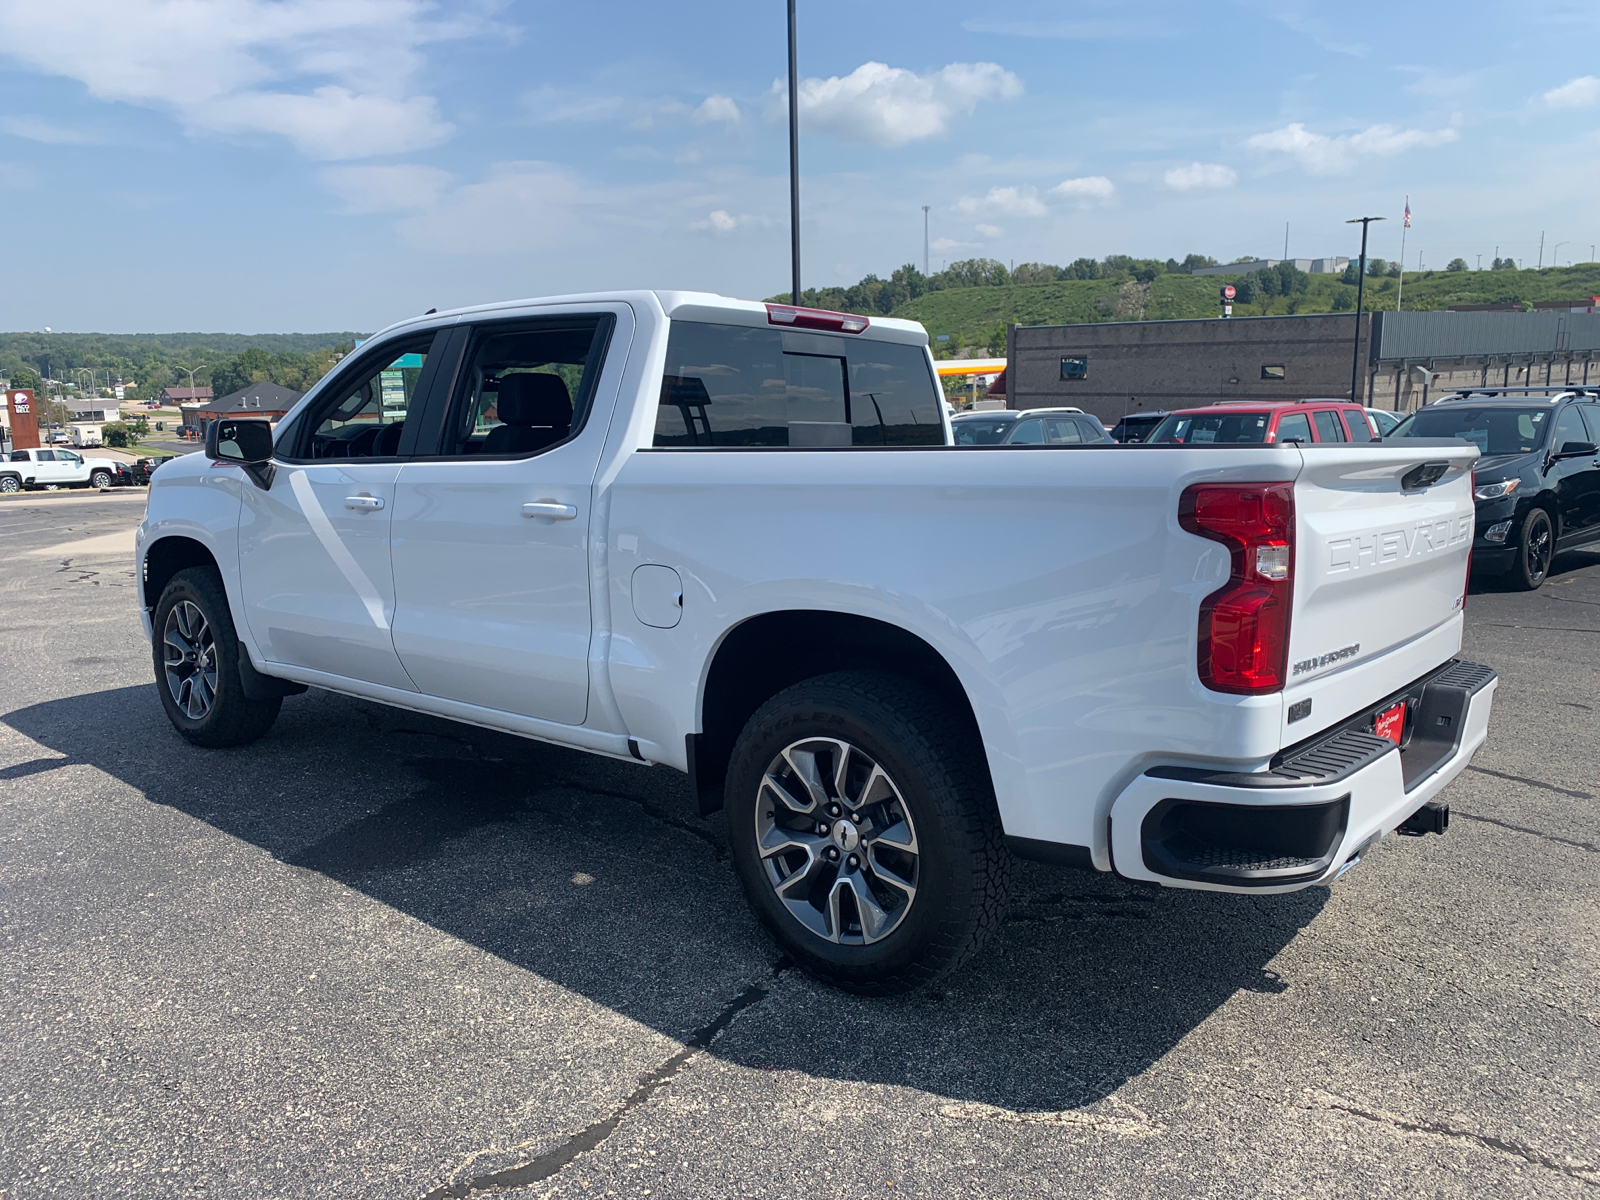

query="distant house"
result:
[160,386,213,405]
[68,400,122,423]
[196,381,303,426]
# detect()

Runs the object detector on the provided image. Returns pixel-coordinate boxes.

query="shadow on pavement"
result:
[5,682,1326,1115]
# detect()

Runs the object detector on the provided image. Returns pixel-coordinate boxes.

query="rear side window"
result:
[1044,417,1083,444]
[1312,410,1347,442]
[654,321,942,447]
[1344,410,1374,441]
[1149,412,1270,444]
[1276,413,1311,443]
[1008,419,1045,444]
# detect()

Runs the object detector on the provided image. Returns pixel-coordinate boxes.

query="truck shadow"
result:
[5,683,1326,1116]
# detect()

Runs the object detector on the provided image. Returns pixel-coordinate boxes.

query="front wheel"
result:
[1509,507,1554,591]
[0,476,19,493]
[90,469,113,489]
[725,671,1010,994]
[153,567,282,747]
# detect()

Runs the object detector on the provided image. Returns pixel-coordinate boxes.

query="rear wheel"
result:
[90,469,113,489]
[1509,507,1553,591]
[0,476,19,493]
[725,671,1010,994]
[153,567,281,747]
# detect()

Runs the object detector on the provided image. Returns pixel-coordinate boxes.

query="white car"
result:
[1,447,123,492]
[1366,407,1403,435]
[136,291,1497,992]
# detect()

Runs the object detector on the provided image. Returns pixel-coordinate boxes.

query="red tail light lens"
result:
[1179,483,1295,694]
[765,303,870,333]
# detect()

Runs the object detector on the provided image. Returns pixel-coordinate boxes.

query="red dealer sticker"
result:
[1374,701,1406,744]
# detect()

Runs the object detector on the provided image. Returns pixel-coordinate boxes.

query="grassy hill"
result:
[894,265,1600,355]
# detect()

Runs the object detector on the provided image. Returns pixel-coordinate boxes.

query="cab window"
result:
[1275,413,1311,443]
[1312,410,1347,442]
[1043,417,1083,444]
[1344,411,1374,442]
[1008,419,1046,444]
[1553,406,1590,454]
[301,334,436,460]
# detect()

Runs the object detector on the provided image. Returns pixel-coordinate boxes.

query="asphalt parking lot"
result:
[2,491,1597,1199]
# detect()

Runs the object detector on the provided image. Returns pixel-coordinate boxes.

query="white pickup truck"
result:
[136,291,1497,992]
[2,446,122,492]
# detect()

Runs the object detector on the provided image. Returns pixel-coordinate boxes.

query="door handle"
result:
[345,495,385,511]
[522,502,578,520]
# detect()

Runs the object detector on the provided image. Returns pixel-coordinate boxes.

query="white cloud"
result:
[320,164,454,214]
[787,61,1021,147]
[0,0,478,159]
[1049,175,1115,201]
[1545,76,1600,109]
[931,236,965,253]
[1163,162,1237,190]
[955,185,1046,217]
[693,95,740,124]
[974,223,1003,238]
[691,209,739,233]
[0,116,102,145]
[392,161,585,254]
[1246,122,1458,174]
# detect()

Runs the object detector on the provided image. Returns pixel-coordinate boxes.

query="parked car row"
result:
[0,447,164,492]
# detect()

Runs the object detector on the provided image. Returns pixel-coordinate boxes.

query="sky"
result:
[1,0,1598,333]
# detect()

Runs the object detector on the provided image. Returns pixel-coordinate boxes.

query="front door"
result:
[390,309,627,725]
[236,332,443,690]
[1551,403,1600,541]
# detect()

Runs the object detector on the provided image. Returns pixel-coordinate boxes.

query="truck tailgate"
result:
[1284,440,1479,744]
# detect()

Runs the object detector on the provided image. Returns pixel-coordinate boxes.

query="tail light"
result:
[765,303,870,333]
[1179,483,1295,694]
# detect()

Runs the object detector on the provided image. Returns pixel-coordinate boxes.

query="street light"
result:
[1346,216,1385,403]
[1555,241,1569,268]
[786,0,801,305]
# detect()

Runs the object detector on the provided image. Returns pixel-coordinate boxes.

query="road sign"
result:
[1221,285,1236,300]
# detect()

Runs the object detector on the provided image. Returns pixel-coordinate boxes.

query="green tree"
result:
[101,422,134,448]
[1367,258,1388,276]
[1446,258,1468,272]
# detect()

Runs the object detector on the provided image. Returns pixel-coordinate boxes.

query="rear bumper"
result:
[1108,660,1496,894]
[1470,546,1516,573]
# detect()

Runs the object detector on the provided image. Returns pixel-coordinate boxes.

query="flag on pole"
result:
[1403,199,1411,228]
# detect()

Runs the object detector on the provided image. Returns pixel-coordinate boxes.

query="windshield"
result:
[952,419,1014,445]
[1149,411,1270,445]
[1391,406,1549,455]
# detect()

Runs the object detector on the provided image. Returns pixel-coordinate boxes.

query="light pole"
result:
[1346,216,1385,403]
[922,205,930,276]
[787,0,801,305]
[1554,241,1569,267]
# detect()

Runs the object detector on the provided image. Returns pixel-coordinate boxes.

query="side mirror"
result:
[206,418,276,489]
[1555,440,1597,460]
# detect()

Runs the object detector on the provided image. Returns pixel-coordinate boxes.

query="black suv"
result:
[1109,411,1168,443]
[1390,387,1600,589]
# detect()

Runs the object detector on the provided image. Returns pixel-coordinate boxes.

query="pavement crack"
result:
[1464,764,1593,799]
[421,977,776,1199]
[1453,810,1600,855]
[1303,1089,1600,1186]
[550,775,727,860]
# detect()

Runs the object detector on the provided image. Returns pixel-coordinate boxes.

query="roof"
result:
[201,381,304,414]
[161,386,213,400]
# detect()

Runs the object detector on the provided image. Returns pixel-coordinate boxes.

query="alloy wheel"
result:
[163,600,218,720]
[1526,513,1552,585]
[755,737,920,944]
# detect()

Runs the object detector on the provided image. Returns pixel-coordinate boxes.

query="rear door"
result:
[1550,403,1600,542]
[1310,409,1348,443]
[388,307,628,725]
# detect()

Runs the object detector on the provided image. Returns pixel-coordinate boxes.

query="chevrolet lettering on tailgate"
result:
[1327,515,1473,574]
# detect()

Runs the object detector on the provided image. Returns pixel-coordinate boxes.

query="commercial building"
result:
[1005,309,1600,423]
[195,381,303,427]
[1192,257,1350,277]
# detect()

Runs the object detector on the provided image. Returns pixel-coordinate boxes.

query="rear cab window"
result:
[1149,411,1270,444]
[1311,410,1347,442]
[654,322,943,448]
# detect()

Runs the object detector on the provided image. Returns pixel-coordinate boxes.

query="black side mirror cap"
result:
[1555,440,1598,460]
[205,418,276,489]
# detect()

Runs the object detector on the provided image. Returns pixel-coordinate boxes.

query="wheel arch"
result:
[688,609,994,817]
[142,535,221,610]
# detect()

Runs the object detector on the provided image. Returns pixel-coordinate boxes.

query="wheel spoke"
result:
[759,825,825,859]
[781,744,833,809]
[163,627,192,657]
[854,764,898,810]
[868,817,918,855]
[842,870,895,942]
[761,771,815,816]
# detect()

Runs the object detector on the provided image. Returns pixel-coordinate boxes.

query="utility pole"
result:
[786,0,801,305]
[1284,222,1289,261]
[1346,216,1385,403]
[922,205,930,276]
[1476,254,1482,270]
[1538,231,1545,269]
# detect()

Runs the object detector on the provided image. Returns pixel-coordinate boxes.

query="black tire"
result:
[0,475,19,493]
[152,566,282,748]
[1509,507,1554,591]
[725,671,1010,994]
[90,470,113,489]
